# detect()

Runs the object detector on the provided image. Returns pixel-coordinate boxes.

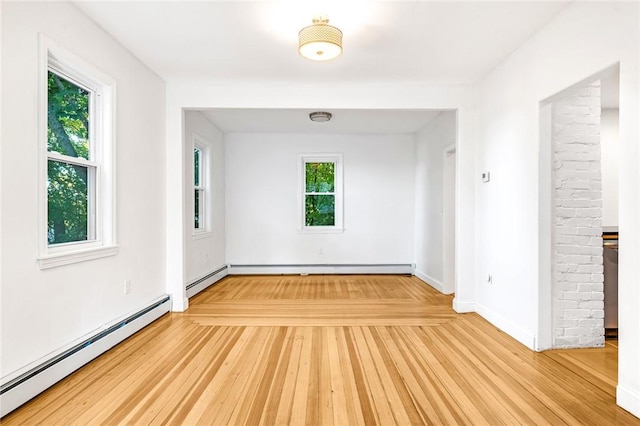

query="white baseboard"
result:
[0,296,171,417]
[475,302,536,350]
[186,265,229,298]
[171,297,189,312]
[228,264,414,275]
[452,298,475,313]
[414,270,445,293]
[618,384,640,419]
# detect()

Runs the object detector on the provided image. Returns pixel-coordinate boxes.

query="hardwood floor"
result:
[3,275,638,425]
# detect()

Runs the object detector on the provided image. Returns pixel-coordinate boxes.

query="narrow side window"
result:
[192,134,211,236]
[193,145,205,231]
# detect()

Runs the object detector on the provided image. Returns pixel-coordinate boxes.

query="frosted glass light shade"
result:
[298,17,343,61]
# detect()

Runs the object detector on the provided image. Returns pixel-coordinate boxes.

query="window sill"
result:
[192,230,212,240]
[298,227,345,234]
[38,245,119,269]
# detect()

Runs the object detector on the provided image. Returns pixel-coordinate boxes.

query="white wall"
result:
[475,1,639,415]
[225,133,416,266]
[601,108,619,228]
[183,111,226,283]
[414,112,456,291]
[1,2,166,381]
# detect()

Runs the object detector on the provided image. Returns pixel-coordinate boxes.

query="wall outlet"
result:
[124,280,132,294]
[487,274,493,284]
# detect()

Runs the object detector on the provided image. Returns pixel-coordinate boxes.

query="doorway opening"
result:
[538,64,620,350]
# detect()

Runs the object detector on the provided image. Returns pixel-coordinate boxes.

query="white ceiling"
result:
[74,0,570,134]
[200,108,443,134]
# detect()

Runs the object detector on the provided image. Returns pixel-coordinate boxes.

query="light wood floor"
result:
[3,275,638,425]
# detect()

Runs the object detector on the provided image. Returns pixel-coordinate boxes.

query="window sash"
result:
[194,188,205,229]
[299,155,343,231]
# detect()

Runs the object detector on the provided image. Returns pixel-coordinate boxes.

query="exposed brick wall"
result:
[552,81,604,348]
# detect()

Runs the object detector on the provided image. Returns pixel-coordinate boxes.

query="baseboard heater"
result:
[228,263,414,275]
[0,295,171,417]
[186,265,229,298]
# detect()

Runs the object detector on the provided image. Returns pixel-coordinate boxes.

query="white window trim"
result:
[298,154,344,233]
[37,35,117,269]
[192,133,211,238]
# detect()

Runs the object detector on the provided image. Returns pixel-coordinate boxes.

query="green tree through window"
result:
[305,162,335,226]
[47,71,93,244]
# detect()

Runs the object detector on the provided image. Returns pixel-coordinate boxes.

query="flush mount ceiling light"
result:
[309,111,332,122]
[298,16,343,61]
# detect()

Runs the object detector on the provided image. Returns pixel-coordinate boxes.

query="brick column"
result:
[552,81,604,348]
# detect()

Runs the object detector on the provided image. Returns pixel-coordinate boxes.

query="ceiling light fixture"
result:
[309,111,332,122]
[298,16,343,61]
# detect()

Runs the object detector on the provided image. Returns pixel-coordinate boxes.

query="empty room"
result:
[1,0,639,424]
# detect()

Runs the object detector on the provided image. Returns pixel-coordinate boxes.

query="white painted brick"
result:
[571,309,593,318]
[559,200,591,208]
[576,228,601,236]
[578,283,603,292]
[577,264,603,274]
[555,226,577,236]
[555,143,591,153]
[556,282,578,293]
[579,300,603,310]
[578,318,604,327]
[590,255,603,264]
[555,319,580,328]
[552,85,602,349]
[566,273,593,282]
[572,190,601,200]
[575,210,602,220]
[590,292,604,301]
[554,105,592,115]
[562,291,595,301]
[555,336,580,347]
[555,208,576,218]
[576,246,602,256]
[555,299,579,309]
[564,327,584,336]
[563,180,592,190]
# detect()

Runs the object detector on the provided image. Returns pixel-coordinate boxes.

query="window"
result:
[192,134,211,235]
[299,154,343,232]
[193,145,205,230]
[46,70,95,245]
[38,37,116,268]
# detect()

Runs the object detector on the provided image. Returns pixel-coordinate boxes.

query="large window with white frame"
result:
[192,135,211,234]
[39,37,116,268]
[299,154,343,232]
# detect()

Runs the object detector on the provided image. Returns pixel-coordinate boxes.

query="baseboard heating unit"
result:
[0,295,171,417]
[228,263,414,275]
[186,265,229,298]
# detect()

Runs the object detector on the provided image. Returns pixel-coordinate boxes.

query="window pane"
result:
[194,148,201,187]
[194,189,201,229]
[305,195,335,226]
[305,162,334,193]
[47,71,90,160]
[47,160,89,244]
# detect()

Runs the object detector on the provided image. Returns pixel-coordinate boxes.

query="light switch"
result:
[481,171,490,182]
